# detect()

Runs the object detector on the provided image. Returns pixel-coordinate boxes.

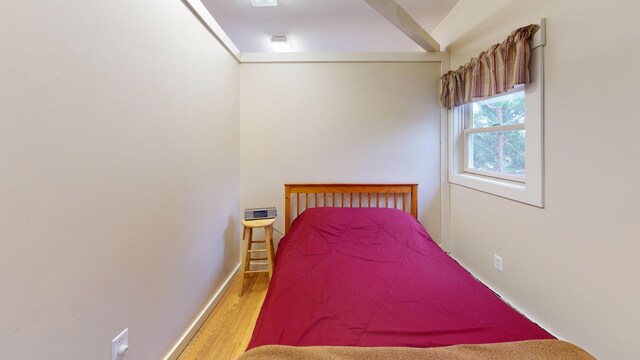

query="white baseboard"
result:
[163,263,241,360]
[448,254,561,340]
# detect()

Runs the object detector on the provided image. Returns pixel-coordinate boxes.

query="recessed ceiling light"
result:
[251,0,277,7]
[270,35,292,52]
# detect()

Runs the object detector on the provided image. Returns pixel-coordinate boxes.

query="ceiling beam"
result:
[364,0,440,52]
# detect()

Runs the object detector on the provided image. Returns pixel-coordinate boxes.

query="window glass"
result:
[467,130,525,177]
[472,91,525,128]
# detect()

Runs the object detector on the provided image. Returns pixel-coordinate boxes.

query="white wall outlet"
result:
[494,254,503,272]
[112,328,129,360]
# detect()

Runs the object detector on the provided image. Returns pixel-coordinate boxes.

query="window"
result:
[448,44,544,207]
[465,90,525,182]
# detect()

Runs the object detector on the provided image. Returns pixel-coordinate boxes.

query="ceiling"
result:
[201,0,459,53]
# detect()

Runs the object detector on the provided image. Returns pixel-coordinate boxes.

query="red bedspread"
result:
[247,208,553,349]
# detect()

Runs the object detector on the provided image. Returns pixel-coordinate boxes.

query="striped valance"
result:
[440,24,540,109]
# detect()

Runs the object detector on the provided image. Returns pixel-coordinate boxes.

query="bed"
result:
[239,184,595,359]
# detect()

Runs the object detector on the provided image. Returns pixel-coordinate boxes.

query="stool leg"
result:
[265,225,274,280]
[239,226,252,296]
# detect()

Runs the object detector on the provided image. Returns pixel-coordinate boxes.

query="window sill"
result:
[449,172,543,207]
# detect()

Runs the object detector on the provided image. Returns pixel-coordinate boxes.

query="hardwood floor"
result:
[177,273,270,360]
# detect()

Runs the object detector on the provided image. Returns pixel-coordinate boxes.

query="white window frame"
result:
[448,26,545,207]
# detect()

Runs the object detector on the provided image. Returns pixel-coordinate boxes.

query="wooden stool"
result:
[239,218,275,296]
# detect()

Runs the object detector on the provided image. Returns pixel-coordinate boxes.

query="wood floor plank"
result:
[177,273,269,360]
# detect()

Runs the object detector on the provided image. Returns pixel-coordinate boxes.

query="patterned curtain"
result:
[440,24,540,109]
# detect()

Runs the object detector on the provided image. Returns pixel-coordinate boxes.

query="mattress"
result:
[247,207,553,349]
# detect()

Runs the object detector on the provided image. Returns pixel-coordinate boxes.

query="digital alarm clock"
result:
[244,207,277,220]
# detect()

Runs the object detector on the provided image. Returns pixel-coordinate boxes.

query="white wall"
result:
[433,1,640,358]
[239,62,441,244]
[0,1,240,359]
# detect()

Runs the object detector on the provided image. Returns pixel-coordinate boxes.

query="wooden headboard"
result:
[284,183,418,233]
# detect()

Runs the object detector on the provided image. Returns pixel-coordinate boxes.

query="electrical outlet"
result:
[112,328,129,360]
[494,254,503,272]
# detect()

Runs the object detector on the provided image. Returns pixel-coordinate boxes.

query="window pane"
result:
[472,91,525,128]
[467,130,525,177]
